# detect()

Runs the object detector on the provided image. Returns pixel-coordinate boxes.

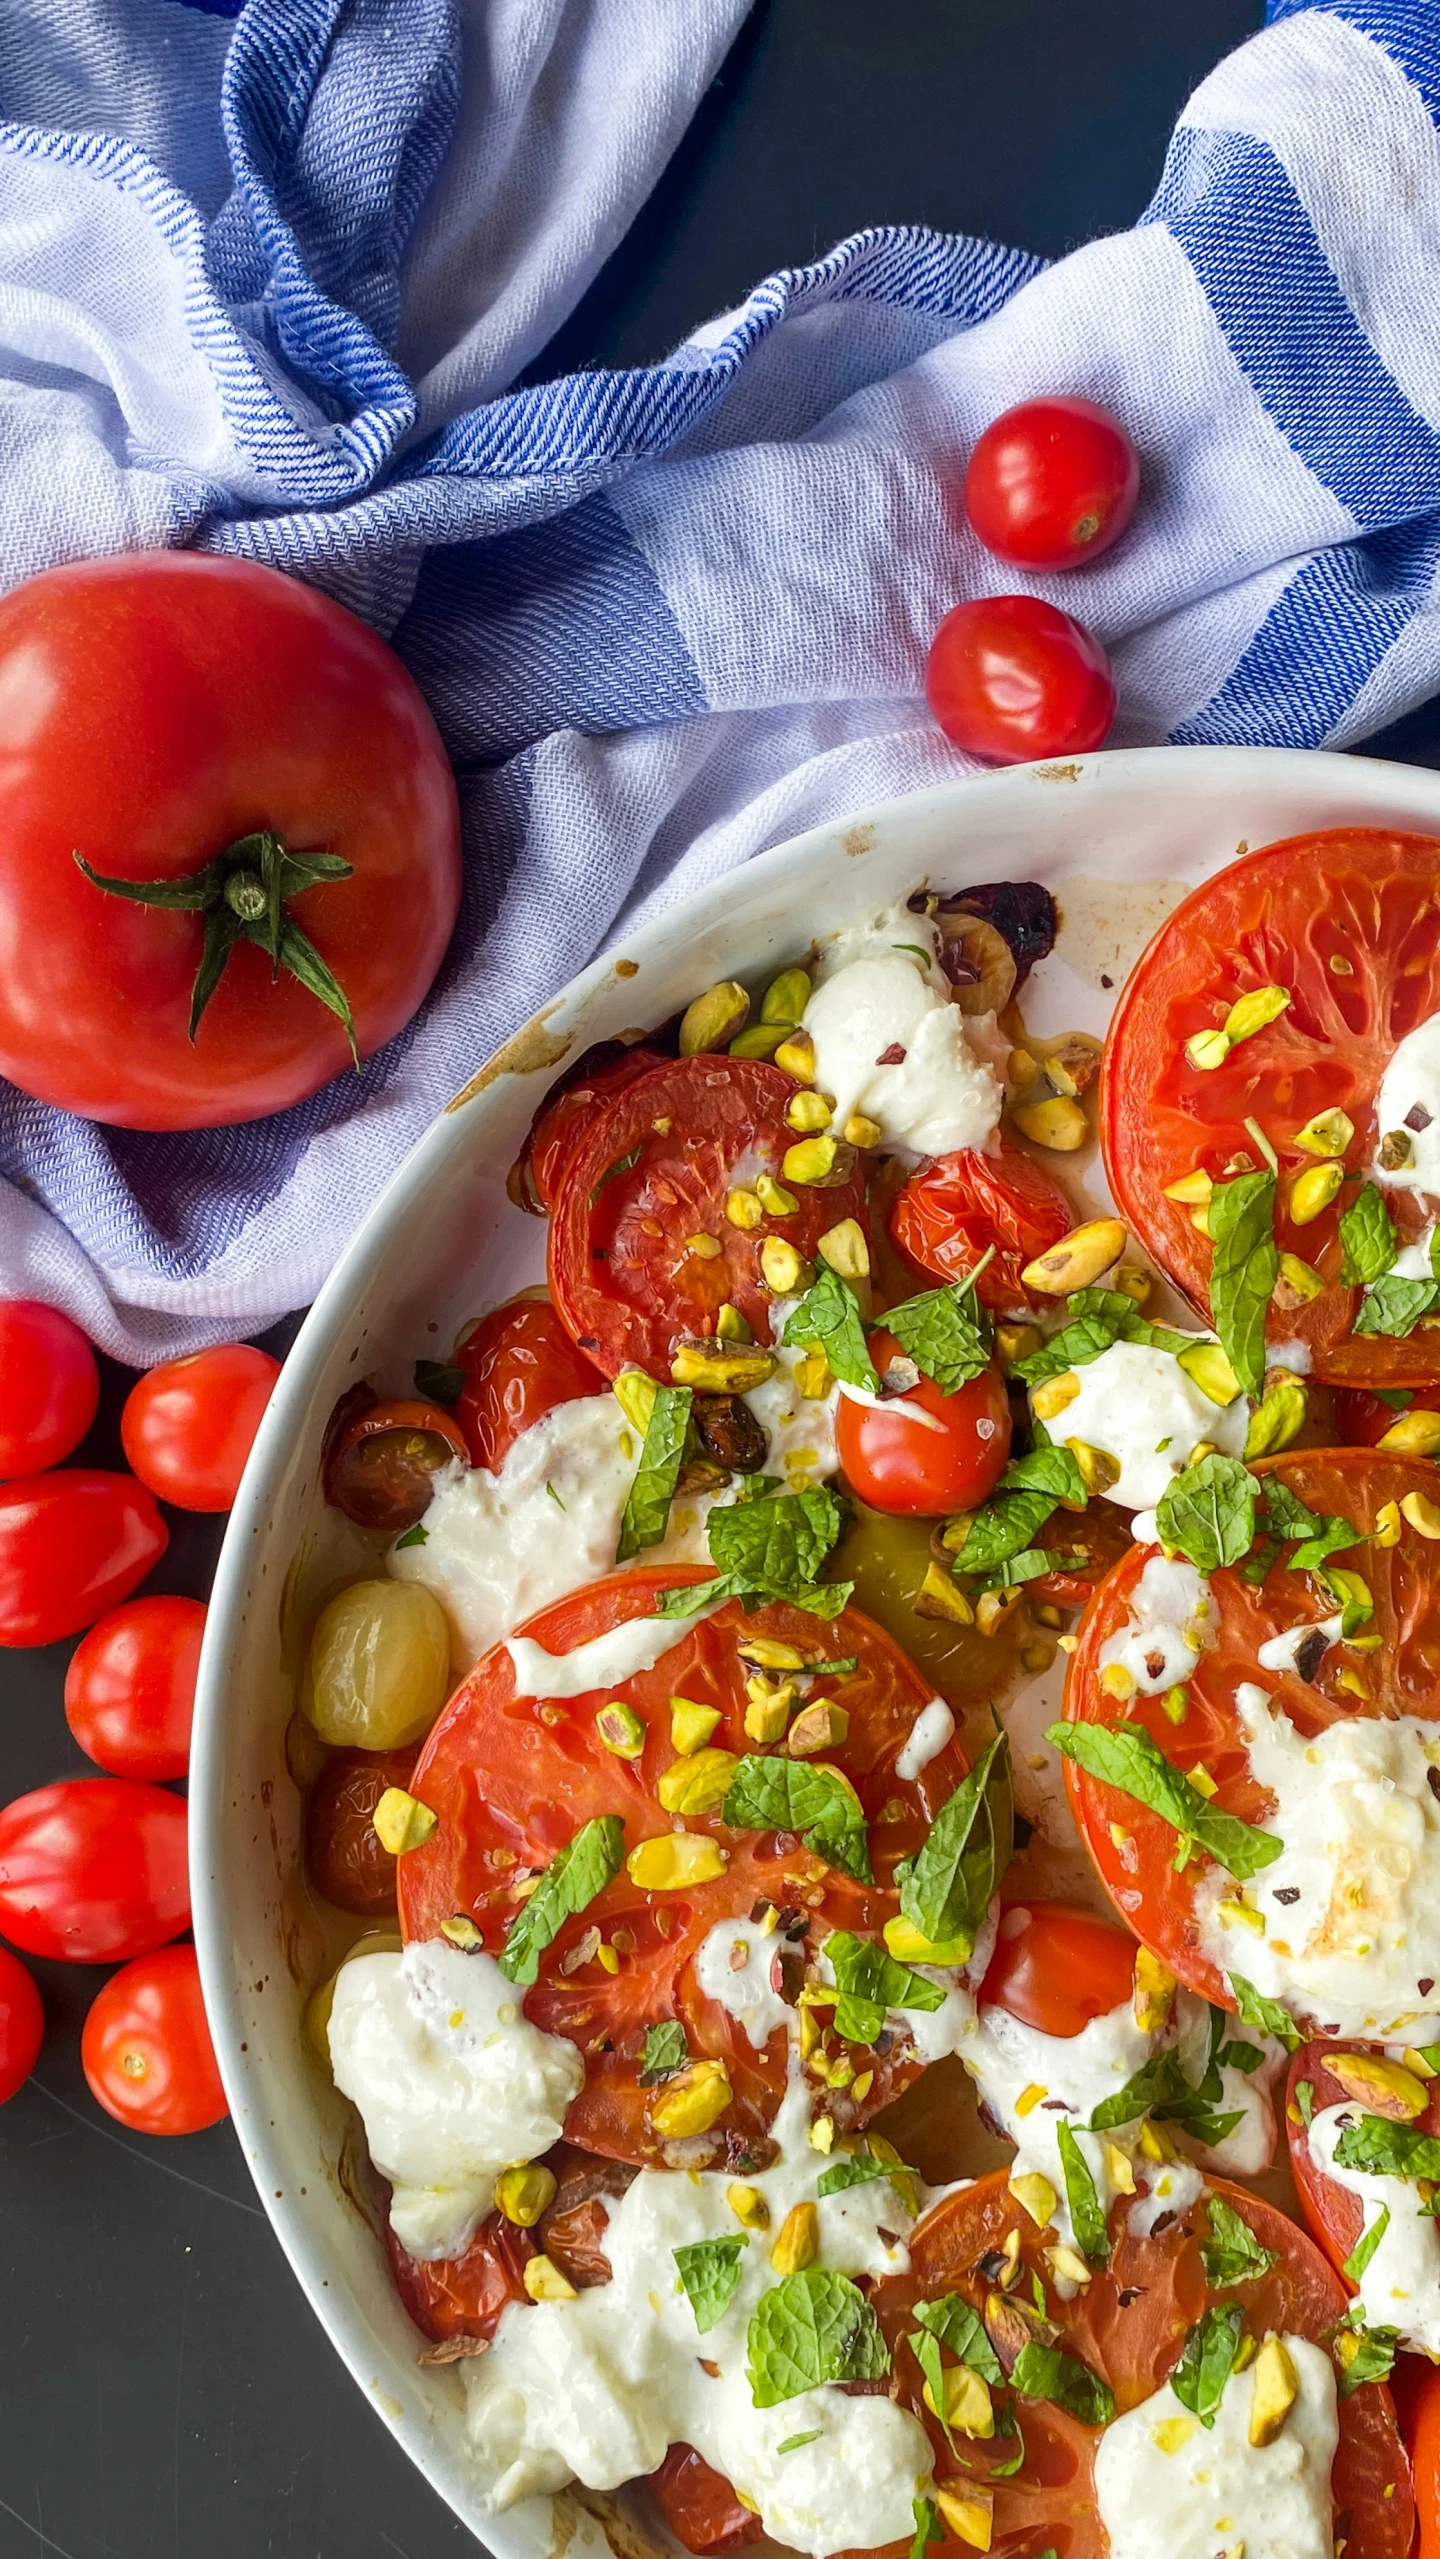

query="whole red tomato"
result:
[0,1778,189,1962]
[0,554,460,1130]
[455,1296,602,1471]
[834,1328,1011,1515]
[82,1945,226,2136]
[0,1946,43,2104]
[64,1593,205,1780]
[0,1470,167,1645]
[964,396,1140,569]
[122,1342,280,1511]
[0,1299,98,1476]
[926,595,1115,763]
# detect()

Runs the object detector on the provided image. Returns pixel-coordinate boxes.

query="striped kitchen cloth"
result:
[0,0,1437,1358]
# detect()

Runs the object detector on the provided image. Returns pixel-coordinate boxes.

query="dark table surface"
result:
[19,1,1424,2552]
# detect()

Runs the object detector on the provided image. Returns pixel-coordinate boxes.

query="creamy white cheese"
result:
[802,905,1001,1160]
[1094,2334,1337,2559]
[1054,1337,1249,1512]
[1375,1012,1440,1200]
[327,1944,583,2260]
[896,1697,955,1783]
[1308,2102,1440,2354]
[506,1605,722,1701]
[462,2075,932,2554]
[1098,1553,1214,1698]
[1256,1616,1344,1675]
[694,1916,794,2051]
[1198,1680,1440,2042]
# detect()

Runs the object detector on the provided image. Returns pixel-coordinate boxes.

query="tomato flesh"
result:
[925,596,1115,765]
[455,1297,603,1472]
[0,1300,98,1476]
[322,1396,469,1531]
[81,1945,227,2136]
[1287,2037,1440,2283]
[964,397,1140,571]
[836,1328,1011,1515]
[522,1045,668,1214]
[890,1141,1074,1311]
[0,1469,167,1646]
[649,2446,764,2555]
[64,1593,205,1781]
[980,1901,1138,2037]
[0,1778,189,1963]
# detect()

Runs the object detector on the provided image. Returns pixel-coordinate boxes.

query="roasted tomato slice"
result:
[547,1056,868,1381]
[386,2146,632,2346]
[1060,1447,1440,2015]
[455,1296,602,1472]
[866,2168,1411,2559]
[890,1138,1074,1312]
[398,1565,968,2166]
[1099,827,1440,1387]
[514,1043,668,1216]
[323,1398,469,1531]
[1286,2037,1440,2286]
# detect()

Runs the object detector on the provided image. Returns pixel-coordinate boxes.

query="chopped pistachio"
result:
[1248,2337,1298,2448]
[1294,1106,1354,1158]
[1007,2171,1058,2229]
[774,1031,817,1083]
[787,1702,849,1757]
[1162,1169,1214,1205]
[1176,1339,1243,1407]
[770,2201,819,2274]
[784,1089,833,1134]
[1289,1161,1344,1225]
[657,1747,740,1815]
[817,1217,870,1279]
[372,1788,438,1855]
[729,1022,788,1060]
[762,965,812,1025]
[1012,1093,1088,1151]
[726,1187,765,1231]
[496,2162,558,2227]
[626,1835,729,1890]
[523,2254,578,2303]
[679,981,750,1056]
[1378,1407,1440,1457]
[650,2059,733,2137]
[596,1700,647,1759]
[1245,1376,1307,1458]
[756,1172,799,1216]
[1021,1219,1128,1294]
[1030,1369,1081,1420]
[613,1368,658,1433]
[1402,1490,1440,1540]
[842,1113,883,1150]
[670,1340,777,1391]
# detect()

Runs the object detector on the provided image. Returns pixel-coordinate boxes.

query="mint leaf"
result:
[1154,1451,1255,1573]
[1088,2047,1190,2133]
[884,1276,992,1396]
[1010,2341,1114,2427]
[498,1814,625,1985]
[1207,1169,1277,1399]
[777,2432,822,2456]
[898,1732,1013,1957]
[1334,2116,1440,2181]
[909,2498,944,2559]
[662,1488,853,1619]
[908,2327,959,2451]
[1200,2194,1279,2288]
[654,1570,747,1619]
[913,2294,1003,2384]
[972,1546,1072,1593]
[1343,2205,1391,2286]
[393,1522,428,1550]
[722,1754,872,1884]
[823,1930,946,2045]
[816,2149,912,2197]
[1047,1722,1281,1879]
[639,2020,689,2085]
[1056,2121,1109,2265]
[1355,1273,1440,1338]
[783,1267,879,1393]
[1294,2077,1315,2128]
[1227,1972,1302,2053]
[1339,1182,1398,1288]
[948,1489,1066,1575]
[675,2236,747,2334]
[1000,1443,1089,1504]
[747,2270,890,2408]
[617,1383,692,1561]
[1336,2323,1398,2396]
[1170,2303,1243,2428]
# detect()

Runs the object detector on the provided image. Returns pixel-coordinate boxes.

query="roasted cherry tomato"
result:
[890,1139,1074,1310]
[515,1043,667,1214]
[964,396,1140,569]
[81,1945,227,2136]
[0,1945,43,2104]
[306,1746,418,1915]
[0,1300,98,1476]
[0,553,460,1130]
[925,595,1115,764]
[0,1470,167,1646]
[1101,827,1440,1387]
[64,1593,205,1780]
[548,1055,868,1381]
[650,2447,763,2556]
[121,1342,280,1512]
[321,1395,469,1530]
[979,1900,1137,2037]
[400,1566,971,2166]
[835,1327,1011,1515]
[388,2147,631,2346]
[455,1297,602,1473]
[0,1778,189,1962]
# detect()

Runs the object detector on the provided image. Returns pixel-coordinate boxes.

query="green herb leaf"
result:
[1336,2323,1398,2396]
[1343,2205,1392,2286]
[816,2150,911,2197]
[972,1547,1073,1594]
[1227,1971,1302,2054]
[898,1733,1013,1958]
[1000,1443,1089,1504]
[909,2498,944,2559]
[912,2294,1003,2384]
[393,1522,428,1550]
[722,1755,872,1884]
[1207,1169,1278,1399]
[1010,2341,1114,2428]
[1056,2121,1109,2265]
[1339,1182,1398,1288]
[675,2236,747,2334]
[1047,1722,1281,1879]
[948,1491,1066,1577]
[908,2328,958,2450]
[1354,1273,1440,1338]
[654,1569,748,1619]
[777,2432,822,2457]
[546,1481,566,1511]
[783,1267,879,1394]
[747,2270,890,2408]
[884,1274,993,1396]
[590,1142,641,1206]
[1170,2303,1244,2429]
[1294,2078,1315,2128]
[617,1383,692,1561]
[498,1814,625,1985]
[1154,1451,1256,1574]
[705,1486,850,1618]
[1334,2115,1440,2181]
[413,1358,464,1404]
[823,1931,946,2045]
[1200,2194,1279,2288]
[1088,2047,1189,2133]
[638,2020,690,2085]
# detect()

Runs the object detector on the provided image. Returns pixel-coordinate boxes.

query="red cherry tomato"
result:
[834,1327,1011,1515]
[0,1470,167,1646]
[0,1299,98,1475]
[456,1297,602,1472]
[321,1396,469,1531]
[64,1593,205,1780]
[0,1778,189,1962]
[890,1138,1074,1310]
[122,1342,280,1511]
[1332,1386,1430,1449]
[651,2448,763,2555]
[925,595,1115,764]
[979,1901,1138,2037]
[81,1945,227,2136]
[306,1745,418,1915]
[0,1945,42,2103]
[964,396,1140,569]
[0,553,460,1130]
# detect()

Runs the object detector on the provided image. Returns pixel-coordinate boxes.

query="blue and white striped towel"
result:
[1,0,1438,1361]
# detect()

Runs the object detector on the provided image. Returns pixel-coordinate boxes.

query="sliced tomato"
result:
[386,2146,632,2346]
[1100,827,1440,1386]
[547,1056,869,1381]
[398,1565,967,2166]
[455,1296,602,1472]
[890,1139,1074,1312]
[835,1328,1012,1516]
[322,1397,470,1531]
[1398,2353,1440,2559]
[514,1043,667,1215]
[649,2447,764,2555]
[1287,2038,1440,2283]
[867,2167,1411,2559]
[1332,1385,1440,1453]
[980,1901,1137,2037]
[1060,1447,1440,2013]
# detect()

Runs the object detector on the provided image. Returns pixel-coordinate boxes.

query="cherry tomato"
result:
[650,2449,763,2555]
[64,1594,204,1781]
[0,1778,189,1962]
[321,1396,469,1530]
[979,1900,1138,2037]
[389,2146,631,2347]
[122,1342,280,1511]
[925,594,1115,764]
[0,1470,167,1646]
[834,1327,1011,1515]
[81,1945,226,2136]
[0,553,460,1130]
[306,1746,418,1915]
[964,396,1140,569]
[0,1300,98,1475]
[455,1297,602,1472]
[890,1138,1074,1310]
[0,1945,42,2103]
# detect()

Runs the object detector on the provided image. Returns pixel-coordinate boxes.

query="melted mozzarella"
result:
[327,1945,582,2260]
[1308,2103,1440,2353]
[1375,1013,1440,1199]
[1198,1681,1440,2042]
[1094,2336,1337,2559]
[505,1605,725,1701]
[802,907,1000,1160]
[1054,1337,1249,1512]
[1098,1553,1214,1697]
[461,2077,932,2554]
[694,1916,793,2051]
[896,1698,955,1783]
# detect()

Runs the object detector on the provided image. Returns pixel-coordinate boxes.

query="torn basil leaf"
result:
[1200,2194,1278,2288]
[1010,2340,1114,2428]
[1056,2120,1108,2265]
[823,1931,946,2044]
[638,2019,690,2085]
[498,1814,625,1985]
[1227,1972,1302,2054]
[1170,2302,1244,2428]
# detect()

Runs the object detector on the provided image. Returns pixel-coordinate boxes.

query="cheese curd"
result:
[1374,1011,1440,1199]
[896,1697,955,1782]
[1055,1336,1249,1512]
[802,904,1001,1160]
[1097,1553,1215,1698]
[326,1944,583,2260]
[1093,2334,1337,2559]
[1198,1681,1440,2043]
[694,1915,794,2051]
[1307,2102,1440,2354]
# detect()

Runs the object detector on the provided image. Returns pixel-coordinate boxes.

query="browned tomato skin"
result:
[455,1296,602,1472]
[649,2447,765,2555]
[323,1398,470,1531]
[305,1745,417,1914]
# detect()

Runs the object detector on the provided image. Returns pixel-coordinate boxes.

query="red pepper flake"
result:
[876,1042,907,1066]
